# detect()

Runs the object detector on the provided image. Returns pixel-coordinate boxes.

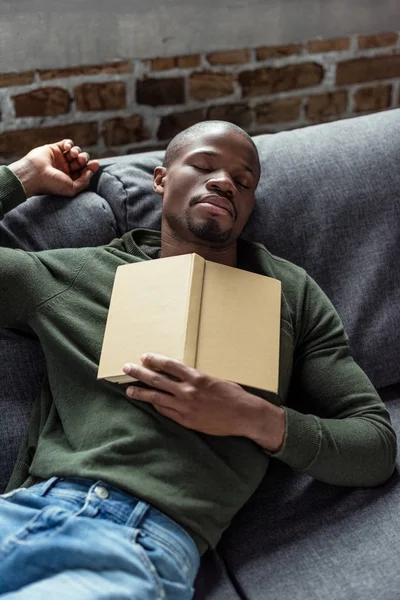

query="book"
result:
[97,253,281,393]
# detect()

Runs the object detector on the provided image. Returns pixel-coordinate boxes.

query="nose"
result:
[206,170,235,197]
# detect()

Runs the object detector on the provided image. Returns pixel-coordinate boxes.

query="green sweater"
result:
[0,166,396,555]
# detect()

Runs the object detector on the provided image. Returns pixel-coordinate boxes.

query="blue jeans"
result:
[0,477,200,599]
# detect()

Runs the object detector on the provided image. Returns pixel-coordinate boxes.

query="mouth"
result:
[195,195,236,220]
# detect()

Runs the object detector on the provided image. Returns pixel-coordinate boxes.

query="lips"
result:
[196,194,236,220]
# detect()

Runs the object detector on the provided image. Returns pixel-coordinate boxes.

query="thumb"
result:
[69,168,94,196]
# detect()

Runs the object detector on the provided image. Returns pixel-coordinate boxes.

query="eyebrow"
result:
[190,150,255,175]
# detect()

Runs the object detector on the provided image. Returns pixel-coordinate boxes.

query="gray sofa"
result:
[1,109,400,599]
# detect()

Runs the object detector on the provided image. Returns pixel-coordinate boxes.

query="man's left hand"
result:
[123,353,285,451]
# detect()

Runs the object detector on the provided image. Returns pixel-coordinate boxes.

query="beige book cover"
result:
[97,253,281,393]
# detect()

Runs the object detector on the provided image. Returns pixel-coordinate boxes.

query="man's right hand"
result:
[8,139,100,199]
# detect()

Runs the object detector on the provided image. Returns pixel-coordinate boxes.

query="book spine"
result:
[182,254,205,368]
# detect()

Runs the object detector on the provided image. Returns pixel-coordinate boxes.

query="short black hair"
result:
[163,120,260,170]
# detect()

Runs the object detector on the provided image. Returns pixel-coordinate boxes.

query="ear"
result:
[153,166,167,196]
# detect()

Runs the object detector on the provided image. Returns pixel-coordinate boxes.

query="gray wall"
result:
[1,0,400,72]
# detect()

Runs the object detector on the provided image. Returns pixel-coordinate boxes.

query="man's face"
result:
[154,128,260,247]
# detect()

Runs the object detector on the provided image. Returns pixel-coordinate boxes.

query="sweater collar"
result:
[108,228,266,273]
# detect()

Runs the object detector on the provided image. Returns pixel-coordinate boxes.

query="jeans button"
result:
[94,485,109,499]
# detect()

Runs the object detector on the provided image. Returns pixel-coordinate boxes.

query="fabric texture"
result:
[97,152,164,234]
[0,166,26,218]
[0,477,199,599]
[0,330,44,492]
[218,384,400,600]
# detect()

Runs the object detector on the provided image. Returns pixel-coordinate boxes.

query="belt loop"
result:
[36,476,61,497]
[126,501,150,529]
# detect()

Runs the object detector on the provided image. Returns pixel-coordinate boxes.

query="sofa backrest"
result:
[250,110,400,389]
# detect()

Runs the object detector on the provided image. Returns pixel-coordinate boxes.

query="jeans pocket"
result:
[6,506,72,548]
[45,488,88,510]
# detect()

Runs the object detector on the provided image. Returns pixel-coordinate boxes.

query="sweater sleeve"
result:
[271,274,397,487]
[0,166,89,328]
[0,165,26,219]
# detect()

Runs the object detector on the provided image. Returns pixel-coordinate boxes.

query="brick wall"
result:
[0,31,399,162]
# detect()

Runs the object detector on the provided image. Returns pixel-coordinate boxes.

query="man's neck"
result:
[160,230,237,267]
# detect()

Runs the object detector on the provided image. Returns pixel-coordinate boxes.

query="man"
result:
[0,122,396,599]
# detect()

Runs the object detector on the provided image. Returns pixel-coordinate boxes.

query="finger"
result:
[86,159,100,173]
[66,155,99,175]
[123,363,178,394]
[71,169,87,181]
[70,166,97,181]
[66,157,86,174]
[126,385,176,408]
[53,139,74,153]
[65,146,82,161]
[153,405,185,424]
[76,152,90,167]
[140,353,198,382]
[69,168,94,195]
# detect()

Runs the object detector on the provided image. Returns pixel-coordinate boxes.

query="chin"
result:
[190,220,232,244]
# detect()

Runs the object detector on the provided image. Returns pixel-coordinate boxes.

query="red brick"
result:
[256,98,301,124]
[0,123,98,157]
[358,32,398,50]
[13,87,70,117]
[0,71,35,88]
[102,115,150,146]
[176,55,201,69]
[190,72,234,100]
[207,50,250,65]
[207,103,253,128]
[239,63,324,97]
[354,84,392,112]
[136,78,185,106]
[306,91,348,122]
[336,55,400,85]
[39,61,132,80]
[151,57,176,71]
[307,38,350,53]
[256,44,302,60]
[157,109,205,140]
[74,82,126,111]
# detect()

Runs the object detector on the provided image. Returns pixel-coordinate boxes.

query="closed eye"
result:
[193,165,212,172]
[236,181,250,190]
[193,165,251,189]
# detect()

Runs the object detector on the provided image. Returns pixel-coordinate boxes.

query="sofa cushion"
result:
[98,152,163,234]
[194,551,241,600]
[97,110,400,389]
[0,190,118,250]
[216,384,400,600]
